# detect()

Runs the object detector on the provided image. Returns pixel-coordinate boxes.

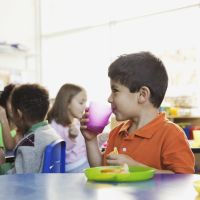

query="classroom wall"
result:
[40,0,200,103]
[1,0,200,105]
[0,0,39,88]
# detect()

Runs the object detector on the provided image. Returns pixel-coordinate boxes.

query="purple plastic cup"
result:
[86,101,112,133]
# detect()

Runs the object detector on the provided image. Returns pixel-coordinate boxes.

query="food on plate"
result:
[109,147,118,155]
[193,180,200,193]
[101,163,129,174]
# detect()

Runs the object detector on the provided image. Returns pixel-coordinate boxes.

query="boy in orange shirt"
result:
[81,51,194,173]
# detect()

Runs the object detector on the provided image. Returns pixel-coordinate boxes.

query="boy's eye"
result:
[79,100,86,105]
[112,89,119,93]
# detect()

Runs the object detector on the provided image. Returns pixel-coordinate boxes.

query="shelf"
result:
[169,116,200,119]
[169,116,200,127]
[0,43,28,56]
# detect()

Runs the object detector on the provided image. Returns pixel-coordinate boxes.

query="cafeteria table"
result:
[0,173,200,200]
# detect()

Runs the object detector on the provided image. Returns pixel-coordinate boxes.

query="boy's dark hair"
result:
[108,51,168,108]
[11,84,49,122]
[0,83,16,121]
[47,83,83,126]
[0,83,16,108]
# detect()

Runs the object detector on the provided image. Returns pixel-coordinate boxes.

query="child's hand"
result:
[106,153,140,166]
[80,109,98,141]
[0,106,7,122]
[0,148,5,164]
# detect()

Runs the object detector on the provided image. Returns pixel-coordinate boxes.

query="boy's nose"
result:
[107,94,112,103]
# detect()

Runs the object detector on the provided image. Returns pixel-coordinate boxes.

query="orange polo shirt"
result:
[103,113,195,173]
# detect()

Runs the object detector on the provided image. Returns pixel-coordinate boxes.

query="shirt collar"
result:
[27,120,48,134]
[118,113,166,139]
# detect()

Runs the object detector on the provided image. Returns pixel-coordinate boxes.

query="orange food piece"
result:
[110,147,118,155]
[101,168,123,173]
[101,164,129,174]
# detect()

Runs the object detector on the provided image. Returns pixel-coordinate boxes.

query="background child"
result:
[0,84,22,150]
[81,51,195,174]
[47,83,89,172]
[8,83,60,174]
[0,84,22,174]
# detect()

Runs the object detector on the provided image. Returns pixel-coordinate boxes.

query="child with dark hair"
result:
[47,83,89,172]
[0,84,16,120]
[81,51,194,173]
[7,83,60,174]
[0,83,21,150]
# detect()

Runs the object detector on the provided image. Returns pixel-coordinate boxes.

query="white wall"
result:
[0,0,38,88]
[42,26,111,101]
[41,0,200,104]
[1,0,200,105]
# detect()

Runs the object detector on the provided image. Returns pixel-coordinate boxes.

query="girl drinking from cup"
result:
[47,83,89,172]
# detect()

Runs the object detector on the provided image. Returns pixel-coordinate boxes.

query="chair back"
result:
[42,139,66,173]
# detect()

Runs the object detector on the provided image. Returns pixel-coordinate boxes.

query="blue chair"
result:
[42,139,66,173]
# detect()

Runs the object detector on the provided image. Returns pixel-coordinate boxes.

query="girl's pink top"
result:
[50,119,87,164]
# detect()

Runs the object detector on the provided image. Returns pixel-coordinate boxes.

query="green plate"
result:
[84,166,155,182]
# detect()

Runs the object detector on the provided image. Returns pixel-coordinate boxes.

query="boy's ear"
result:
[138,86,151,103]
[17,109,23,119]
